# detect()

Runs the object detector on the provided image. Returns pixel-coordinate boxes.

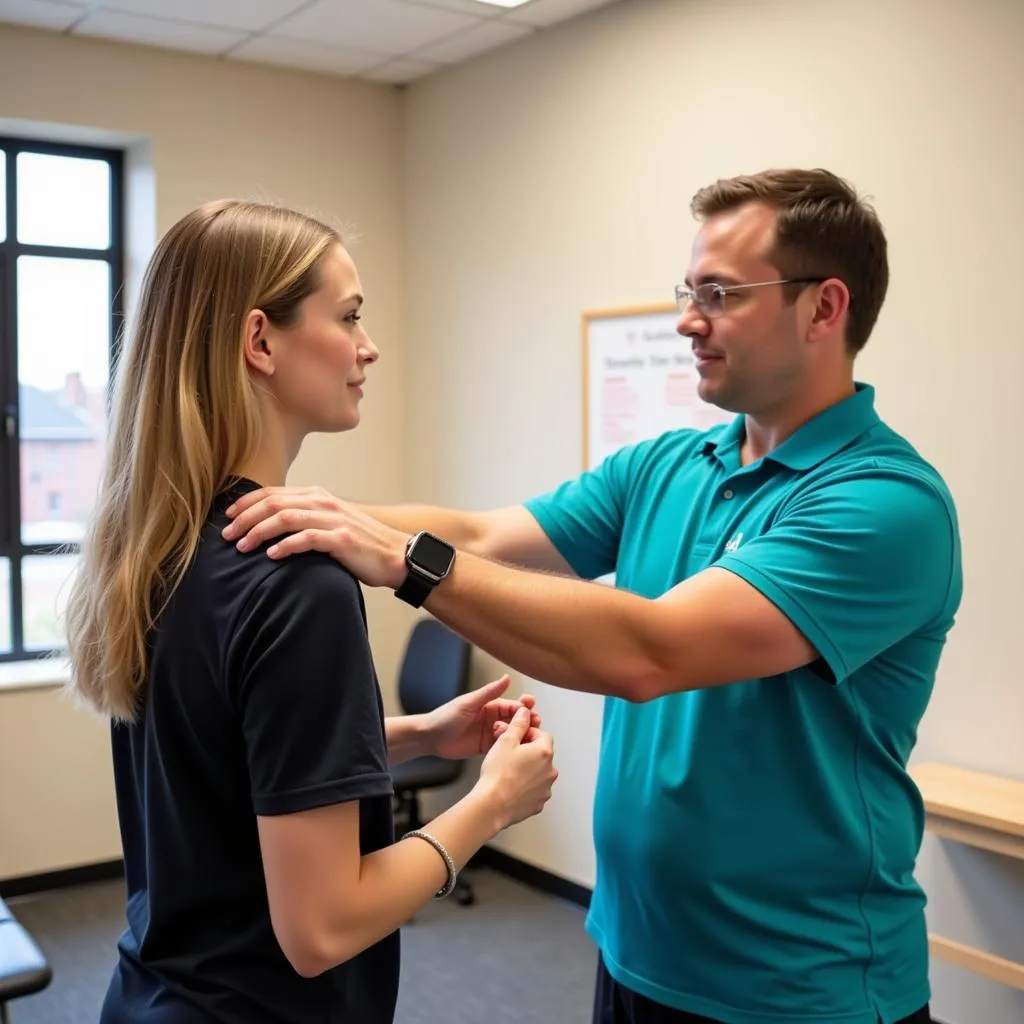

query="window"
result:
[0,139,123,660]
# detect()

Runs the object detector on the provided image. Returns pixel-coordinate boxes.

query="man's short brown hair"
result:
[690,169,888,354]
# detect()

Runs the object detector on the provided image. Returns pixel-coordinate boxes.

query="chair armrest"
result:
[0,899,52,1003]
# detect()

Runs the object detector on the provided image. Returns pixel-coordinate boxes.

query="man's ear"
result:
[242,309,274,376]
[806,278,850,345]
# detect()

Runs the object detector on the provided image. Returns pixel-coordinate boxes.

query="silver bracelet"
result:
[404,829,458,900]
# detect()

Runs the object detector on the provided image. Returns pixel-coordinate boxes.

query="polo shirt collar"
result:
[702,382,880,472]
[703,413,745,464]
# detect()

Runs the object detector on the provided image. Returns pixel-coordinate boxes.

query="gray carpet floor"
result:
[5,867,596,1023]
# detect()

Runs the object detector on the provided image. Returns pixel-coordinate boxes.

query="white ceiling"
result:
[0,0,621,83]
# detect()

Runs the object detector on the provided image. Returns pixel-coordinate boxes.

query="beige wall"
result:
[0,684,118,877]
[0,23,413,880]
[402,0,1023,1022]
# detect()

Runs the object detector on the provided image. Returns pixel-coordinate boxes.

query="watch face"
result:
[412,532,455,577]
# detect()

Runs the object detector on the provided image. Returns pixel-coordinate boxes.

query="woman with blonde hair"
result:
[65,199,558,1023]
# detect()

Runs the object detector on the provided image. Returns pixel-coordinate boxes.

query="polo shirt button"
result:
[723,489,734,499]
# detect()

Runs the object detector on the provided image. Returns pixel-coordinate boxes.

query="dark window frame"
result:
[0,136,124,662]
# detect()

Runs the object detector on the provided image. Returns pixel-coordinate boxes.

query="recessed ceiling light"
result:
[471,0,534,8]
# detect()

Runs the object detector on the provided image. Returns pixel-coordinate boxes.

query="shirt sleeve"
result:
[714,461,961,685]
[225,553,393,816]
[523,439,658,580]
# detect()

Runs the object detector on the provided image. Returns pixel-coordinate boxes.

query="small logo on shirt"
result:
[724,531,744,553]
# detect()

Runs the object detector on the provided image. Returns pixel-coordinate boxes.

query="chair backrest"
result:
[397,619,472,717]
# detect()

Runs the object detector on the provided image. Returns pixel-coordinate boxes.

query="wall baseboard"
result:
[473,844,591,909]
[0,858,124,899]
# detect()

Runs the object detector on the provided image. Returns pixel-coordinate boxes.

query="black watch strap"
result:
[395,569,435,608]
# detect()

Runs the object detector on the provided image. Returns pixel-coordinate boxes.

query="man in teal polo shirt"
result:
[224,168,961,1024]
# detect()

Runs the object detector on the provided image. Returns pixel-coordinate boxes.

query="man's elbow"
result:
[611,660,675,703]
[604,605,697,702]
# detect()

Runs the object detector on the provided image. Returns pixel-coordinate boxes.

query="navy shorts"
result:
[592,953,932,1024]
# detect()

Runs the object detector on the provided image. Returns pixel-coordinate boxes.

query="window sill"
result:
[0,657,71,694]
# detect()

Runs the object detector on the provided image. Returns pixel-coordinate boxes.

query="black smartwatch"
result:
[395,531,456,608]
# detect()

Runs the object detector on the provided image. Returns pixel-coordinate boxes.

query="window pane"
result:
[23,553,79,651]
[0,151,6,242]
[0,559,10,653]
[17,152,111,249]
[18,256,110,545]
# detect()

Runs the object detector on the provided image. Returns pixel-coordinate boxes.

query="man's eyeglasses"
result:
[674,278,827,318]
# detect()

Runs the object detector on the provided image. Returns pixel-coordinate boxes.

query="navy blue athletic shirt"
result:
[100,477,398,1023]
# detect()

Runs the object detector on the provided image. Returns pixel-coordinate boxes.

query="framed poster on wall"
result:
[582,303,733,470]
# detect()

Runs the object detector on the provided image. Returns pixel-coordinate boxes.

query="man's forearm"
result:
[362,505,485,554]
[384,715,431,764]
[424,552,669,702]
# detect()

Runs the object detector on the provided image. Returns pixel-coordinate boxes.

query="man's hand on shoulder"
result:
[223,488,409,590]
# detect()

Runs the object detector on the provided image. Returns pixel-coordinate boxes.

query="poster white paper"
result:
[584,305,732,470]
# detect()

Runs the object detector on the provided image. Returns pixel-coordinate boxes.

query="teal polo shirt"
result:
[524,383,962,1024]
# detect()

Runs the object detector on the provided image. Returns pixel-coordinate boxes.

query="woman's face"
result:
[256,243,379,436]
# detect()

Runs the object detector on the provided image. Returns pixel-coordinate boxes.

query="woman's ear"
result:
[242,309,274,376]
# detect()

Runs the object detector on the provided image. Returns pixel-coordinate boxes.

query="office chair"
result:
[390,618,476,906]
[0,895,52,1024]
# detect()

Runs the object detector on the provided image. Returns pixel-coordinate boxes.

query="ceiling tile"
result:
[363,56,438,84]
[503,0,619,28]
[413,17,530,64]
[271,0,481,57]
[395,0,504,17]
[0,0,86,32]
[0,0,627,83]
[229,34,384,76]
[96,0,310,33]
[73,9,247,54]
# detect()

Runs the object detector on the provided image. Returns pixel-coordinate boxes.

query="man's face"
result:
[678,202,812,416]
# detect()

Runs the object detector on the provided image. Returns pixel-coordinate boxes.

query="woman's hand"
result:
[473,707,557,832]
[426,675,541,760]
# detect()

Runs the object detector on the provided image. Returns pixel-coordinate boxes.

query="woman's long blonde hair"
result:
[65,200,340,722]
